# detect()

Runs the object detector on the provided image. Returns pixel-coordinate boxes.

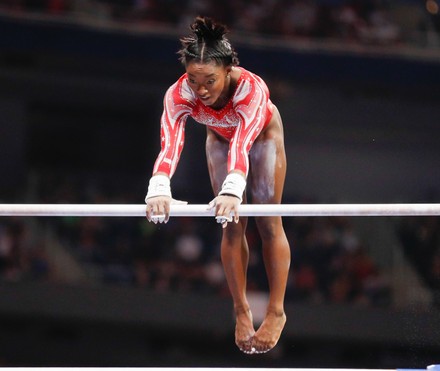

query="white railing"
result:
[0,203,439,217]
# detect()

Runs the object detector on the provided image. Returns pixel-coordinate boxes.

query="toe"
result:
[237,336,254,354]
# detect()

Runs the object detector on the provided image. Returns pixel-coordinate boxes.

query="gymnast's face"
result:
[186,61,232,108]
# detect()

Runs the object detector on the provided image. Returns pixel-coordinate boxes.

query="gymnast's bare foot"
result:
[252,310,286,353]
[235,307,255,354]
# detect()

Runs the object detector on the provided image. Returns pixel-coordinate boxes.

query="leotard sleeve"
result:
[152,78,194,177]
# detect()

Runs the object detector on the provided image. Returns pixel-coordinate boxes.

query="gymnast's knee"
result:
[255,217,284,242]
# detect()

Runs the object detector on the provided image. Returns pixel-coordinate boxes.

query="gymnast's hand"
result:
[209,195,240,228]
[146,196,187,224]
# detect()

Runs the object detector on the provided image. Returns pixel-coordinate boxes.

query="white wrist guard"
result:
[218,173,246,202]
[145,175,172,201]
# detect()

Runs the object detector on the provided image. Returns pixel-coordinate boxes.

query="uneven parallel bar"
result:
[0,368,434,371]
[0,368,404,371]
[0,203,439,217]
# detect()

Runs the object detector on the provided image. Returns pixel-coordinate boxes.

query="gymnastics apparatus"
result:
[0,203,439,217]
[1,366,439,370]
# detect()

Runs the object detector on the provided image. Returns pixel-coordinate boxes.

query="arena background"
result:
[0,1,439,367]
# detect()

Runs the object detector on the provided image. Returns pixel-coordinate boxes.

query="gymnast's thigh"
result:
[205,128,229,195]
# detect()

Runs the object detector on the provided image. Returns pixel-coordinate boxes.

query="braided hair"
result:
[178,17,239,67]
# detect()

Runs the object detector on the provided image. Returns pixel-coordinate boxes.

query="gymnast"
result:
[145,16,291,354]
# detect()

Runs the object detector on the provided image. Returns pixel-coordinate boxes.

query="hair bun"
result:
[191,17,228,43]
[178,16,239,67]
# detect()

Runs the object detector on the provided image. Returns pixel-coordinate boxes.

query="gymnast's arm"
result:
[145,85,191,223]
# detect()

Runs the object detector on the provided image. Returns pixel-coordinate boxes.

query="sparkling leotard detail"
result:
[153,67,274,177]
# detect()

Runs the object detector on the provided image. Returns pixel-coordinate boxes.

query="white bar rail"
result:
[0,203,439,217]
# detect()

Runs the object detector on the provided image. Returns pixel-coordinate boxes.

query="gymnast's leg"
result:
[248,106,291,353]
[205,128,255,353]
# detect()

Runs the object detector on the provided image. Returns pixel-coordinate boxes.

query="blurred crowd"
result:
[398,215,440,306]
[0,172,393,308]
[0,218,52,282]
[1,0,439,48]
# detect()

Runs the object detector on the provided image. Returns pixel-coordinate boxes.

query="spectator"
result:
[0,0,426,48]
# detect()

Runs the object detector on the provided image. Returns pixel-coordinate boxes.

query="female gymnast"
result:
[145,16,291,354]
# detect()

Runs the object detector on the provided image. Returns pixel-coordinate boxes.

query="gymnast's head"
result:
[178,17,240,108]
[178,16,240,68]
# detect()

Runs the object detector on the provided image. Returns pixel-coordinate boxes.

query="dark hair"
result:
[178,17,239,67]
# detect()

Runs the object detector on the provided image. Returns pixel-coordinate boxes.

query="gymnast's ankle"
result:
[265,306,285,317]
[234,304,252,316]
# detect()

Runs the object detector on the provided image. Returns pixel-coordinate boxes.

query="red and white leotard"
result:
[153,67,274,177]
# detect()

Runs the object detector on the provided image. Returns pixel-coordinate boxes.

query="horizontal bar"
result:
[0,203,439,217]
[0,368,408,371]
[0,368,434,371]
[0,369,431,371]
